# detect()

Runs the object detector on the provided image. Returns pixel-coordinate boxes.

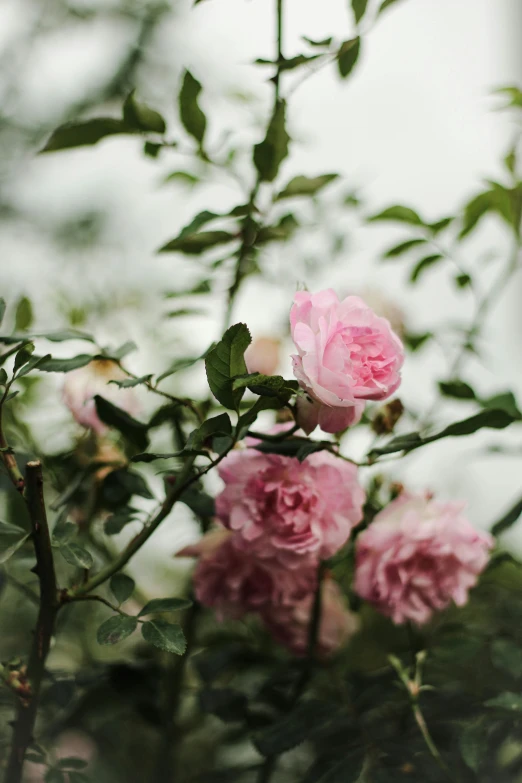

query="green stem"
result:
[0,395,25,493]
[64,593,129,617]
[413,703,457,783]
[5,461,58,783]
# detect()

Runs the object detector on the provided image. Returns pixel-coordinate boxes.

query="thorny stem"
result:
[0,385,25,493]
[5,461,58,783]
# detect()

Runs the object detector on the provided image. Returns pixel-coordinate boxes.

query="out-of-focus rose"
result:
[191,533,318,620]
[262,576,360,658]
[215,442,365,561]
[296,393,365,435]
[290,289,404,433]
[245,337,281,376]
[354,492,494,625]
[177,528,233,559]
[63,359,140,435]
[358,287,406,339]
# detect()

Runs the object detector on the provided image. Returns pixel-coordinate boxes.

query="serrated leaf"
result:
[484,692,522,712]
[94,396,149,451]
[138,597,192,616]
[141,619,186,654]
[97,615,138,646]
[179,70,206,145]
[0,521,29,564]
[36,354,94,373]
[15,296,33,331]
[369,205,423,224]
[109,375,152,388]
[275,174,338,200]
[58,542,94,570]
[337,38,361,79]
[253,99,290,182]
[186,413,232,452]
[491,495,522,536]
[491,638,522,678]
[41,118,130,152]
[438,379,476,400]
[232,373,297,402]
[352,0,368,24]
[205,323,251,410]
[410,253,444,282]
[123,91,166,133]
[110,573,135,604]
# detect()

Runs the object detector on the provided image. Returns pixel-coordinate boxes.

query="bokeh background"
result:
[1,0,521,573]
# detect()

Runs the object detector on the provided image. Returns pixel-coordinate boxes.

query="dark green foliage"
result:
[110,574,135,604]
[141,619,186,654]
[97,615,138,646]
[253,100,290,182]
[337,38,361,78]
[94,396,149,450]
[179,70,207,146]
[205,323,251,410]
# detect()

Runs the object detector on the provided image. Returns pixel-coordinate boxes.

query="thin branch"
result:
[5,461,58,783]
[63,593,129,617]
[0,388,25,493]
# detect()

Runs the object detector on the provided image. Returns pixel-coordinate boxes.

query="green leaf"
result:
[110,573,135,604]
[109,375,152,389]
[232,373,298,402]
[141,619,186,654]
[382,238,426,258]
[58,542,94,570]
[14,296,33,331]
[185,413,232,452]
[410,253,444,282]
[158,230,236,255]
[491,638,522,678]
[351,0,368,23]
[482,391,522,419]
[0,521,29,564]
[403,331,432,351]
[104,507,138,536]
[337,37,361,79]
[460,717,489,772]
[438,379,476,400]
[378,0,404,14]
[255,54,320,72]
[0,299,6,326]
[505,146,517,174]
[156,354,206,382]
[101,469,153,507]
[166,279,212,297]
[56,758,88,770]
[97,615,138,646]
[302,36,333,48]
[104,340,137,361]
[41,118,130,152]
[237,396,283,437]
[163,170,200,186]
[254,701,333,757]
[491,496,522,536]
[254,437,328,462]
[205,323,251,410]
[484,692,522,712]
[253,99,290,182]
[455,273,472,288]
[369,205,423,224]
[36,354,94,373]
[179,70,206,145]
[495,85,522,109]
[275,174,338,200]
[33,329,94,343]
[429,216,454,234]
[370,409,516,458]
[138,597,193,616]
[94,396,149,451]
[13,343,35,373]
[179,487,215,518]
[122,91,166,134]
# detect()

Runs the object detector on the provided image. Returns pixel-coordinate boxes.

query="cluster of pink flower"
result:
[63,289,494,654]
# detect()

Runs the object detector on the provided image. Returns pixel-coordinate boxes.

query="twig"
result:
[63,593,129,617]
[5,461,58,783]
[0,387,25,493]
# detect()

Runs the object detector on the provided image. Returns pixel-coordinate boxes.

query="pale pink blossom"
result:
[245,337,281,376]
[357,287,405,338]
[262,576,360,658]
[354,492,494,625]
[296,393,364,435]
[191,533,318,620]
[63,359,140,435]
[290,289,404,433]
[215,443,365,561]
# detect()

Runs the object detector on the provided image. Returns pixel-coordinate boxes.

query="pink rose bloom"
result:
[290,289,404,433]
[191,533,318,620]
[354,492,494,625]
[245,337,281,376]
[296,393,365,435]
[63,359,140,435]
[215,443,365,561]
[262,577,360,658]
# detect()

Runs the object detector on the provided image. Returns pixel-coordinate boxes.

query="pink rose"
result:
[262,576,360,658]
[290,289,404,432]
[191,533,318,620]
[215,442,365,561]
[245,337,281,377]
[63,359,140,435]
[296,393,365,435]
[354,492,494,625]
